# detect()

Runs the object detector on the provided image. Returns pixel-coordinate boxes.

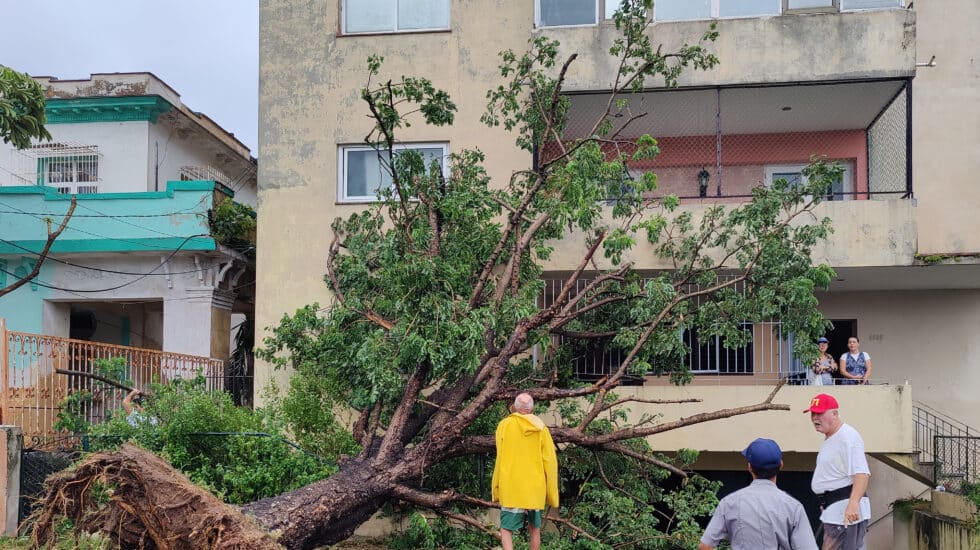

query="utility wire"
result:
[0,234,207,293]
[0,236,224,277]
[0,199,203,250]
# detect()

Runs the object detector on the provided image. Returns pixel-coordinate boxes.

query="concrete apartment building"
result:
[257,1,979,546]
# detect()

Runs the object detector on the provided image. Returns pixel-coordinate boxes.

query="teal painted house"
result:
[0,73,256,372]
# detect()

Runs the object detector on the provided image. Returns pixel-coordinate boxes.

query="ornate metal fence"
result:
[1,318,224,448]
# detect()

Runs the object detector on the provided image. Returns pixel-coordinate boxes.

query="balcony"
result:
[616,384,913,454]
[0,181,228,254]
[542,8,915,90]
[541,79,916,271]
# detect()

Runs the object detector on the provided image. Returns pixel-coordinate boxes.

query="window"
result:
[684,325,754,374]
[840,0,902,9]
[339,143,448,202]
[536,0,630,27]
[785,0,837,9]
[655,0,779,21]
[764,162,854,201]
[38,155,99,194]
[342,0,449,34]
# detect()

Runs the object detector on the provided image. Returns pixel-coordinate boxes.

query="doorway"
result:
[824,319,856,382]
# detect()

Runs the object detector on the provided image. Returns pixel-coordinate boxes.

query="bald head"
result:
[514,393,534,414]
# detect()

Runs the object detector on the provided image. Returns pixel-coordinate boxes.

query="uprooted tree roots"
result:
[28,444,281,549]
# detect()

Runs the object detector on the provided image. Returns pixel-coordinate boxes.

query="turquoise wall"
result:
[0,181,224,254]
[0,181,227,333]
[0,259,51,333]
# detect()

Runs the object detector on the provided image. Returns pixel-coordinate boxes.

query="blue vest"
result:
[844,353,867,377]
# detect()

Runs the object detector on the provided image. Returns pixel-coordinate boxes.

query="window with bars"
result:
[682,325,754,374]
[38,155,99,194]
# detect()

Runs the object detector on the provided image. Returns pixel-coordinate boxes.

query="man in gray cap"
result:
[699,438,818,550]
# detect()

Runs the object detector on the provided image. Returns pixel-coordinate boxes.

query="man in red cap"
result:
[804,394,871,550]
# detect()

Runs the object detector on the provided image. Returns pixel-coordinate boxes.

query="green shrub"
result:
[73,376,334,505]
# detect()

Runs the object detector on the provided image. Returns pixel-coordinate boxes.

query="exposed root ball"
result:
[29,443,282,549]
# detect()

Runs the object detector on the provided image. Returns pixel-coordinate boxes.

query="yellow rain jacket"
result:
[491,412,559,510]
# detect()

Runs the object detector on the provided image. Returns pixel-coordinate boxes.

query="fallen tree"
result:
[30,2,839,548]
[31,444,279,549]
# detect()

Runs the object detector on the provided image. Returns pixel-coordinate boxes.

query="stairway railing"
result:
[913,401,979,492]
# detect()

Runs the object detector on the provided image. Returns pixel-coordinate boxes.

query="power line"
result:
[0,234,207,293]
[0,199,202,250]
[0,236,224,277]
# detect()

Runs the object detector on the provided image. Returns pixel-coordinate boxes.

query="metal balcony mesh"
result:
[553,80,911,201]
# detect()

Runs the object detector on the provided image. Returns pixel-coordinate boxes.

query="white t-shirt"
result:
[811,423,871,524]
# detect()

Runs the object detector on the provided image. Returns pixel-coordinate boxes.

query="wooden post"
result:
[0,319,7,425]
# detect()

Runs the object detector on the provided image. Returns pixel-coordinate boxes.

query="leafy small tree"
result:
[0,64,51,149]
[0,65,74,299]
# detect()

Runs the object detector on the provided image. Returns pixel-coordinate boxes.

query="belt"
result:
[817,485,864,508]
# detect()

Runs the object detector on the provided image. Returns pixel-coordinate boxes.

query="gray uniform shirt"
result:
[701,479,818,550]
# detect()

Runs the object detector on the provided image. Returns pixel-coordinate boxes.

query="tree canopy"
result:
[0,65,51,149]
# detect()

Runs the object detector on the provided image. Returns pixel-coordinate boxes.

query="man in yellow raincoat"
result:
[491,392,559,550]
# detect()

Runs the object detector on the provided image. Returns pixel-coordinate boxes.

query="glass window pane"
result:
[654,0,710,21]
[346,149,390,198]
[841,0,902,9]
[345,0,396,33]
[787,0,835,8]
[719,0,780,17]
[399,0,449,30]
[539,0,596,27]
[772,172,803,189]
[604,0,625,19]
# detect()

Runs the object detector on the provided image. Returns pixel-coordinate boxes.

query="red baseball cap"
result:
[803,393,839,414]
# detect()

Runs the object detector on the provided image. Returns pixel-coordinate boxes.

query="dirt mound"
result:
[29,444,281,549]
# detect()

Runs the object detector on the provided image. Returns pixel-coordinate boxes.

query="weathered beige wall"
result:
[541,198,917,272]
[615,384,912,453]
[257,0,535,397]
[912,0,980,255]
[549,10,915,90]
[817,289,980,428]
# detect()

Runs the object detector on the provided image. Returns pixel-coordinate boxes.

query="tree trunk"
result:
[241,459,397,549]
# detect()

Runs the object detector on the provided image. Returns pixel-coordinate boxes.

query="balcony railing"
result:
[551,79,911,201]
[0,319,233,448]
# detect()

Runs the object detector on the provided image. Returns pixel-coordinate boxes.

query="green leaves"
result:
[0,65,51,149]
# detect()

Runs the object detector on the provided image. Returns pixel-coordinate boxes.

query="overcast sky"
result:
[0,0,259,153]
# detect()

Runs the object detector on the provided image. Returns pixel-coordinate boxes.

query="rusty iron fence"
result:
[1,318,225,448]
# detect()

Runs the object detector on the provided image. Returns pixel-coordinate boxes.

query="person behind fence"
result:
[838,337,871,385]
[808,337,837,386]
[699,438,818,550]
[122,388,156,427]
[491,392,559,550]
[804,393,871,550]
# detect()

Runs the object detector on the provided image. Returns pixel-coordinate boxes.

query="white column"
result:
[162,289,214,357]
[0,425,22,535]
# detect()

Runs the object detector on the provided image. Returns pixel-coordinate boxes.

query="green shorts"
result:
[500,507,543,531]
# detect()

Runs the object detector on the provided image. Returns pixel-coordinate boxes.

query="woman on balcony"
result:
[839,336,872,385]
[808,337,837,386]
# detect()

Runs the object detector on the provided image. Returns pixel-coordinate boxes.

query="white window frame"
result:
[338,142,448,203]
[38,155,100,194]
[654,0,781,22]
[340,0,450,35]
[535,0,633,28]
[764,162,854,201]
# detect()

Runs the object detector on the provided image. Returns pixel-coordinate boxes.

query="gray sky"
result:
[0,0,259,153]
